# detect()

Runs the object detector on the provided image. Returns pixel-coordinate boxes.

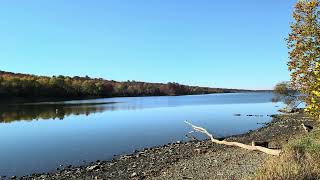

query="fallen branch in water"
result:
[185,121,282,156]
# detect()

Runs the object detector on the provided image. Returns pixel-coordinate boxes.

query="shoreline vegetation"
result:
[7,111,315,180]
[0,71,267,104]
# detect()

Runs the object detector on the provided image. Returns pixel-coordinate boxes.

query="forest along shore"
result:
[14,112,316,180]
[0,71,253,105]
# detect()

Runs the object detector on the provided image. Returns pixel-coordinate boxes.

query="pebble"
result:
[182,176,193,179]
[39,175,47,179]
[131,172,138,177]
[86,165,100,171]
[194,148,207,154]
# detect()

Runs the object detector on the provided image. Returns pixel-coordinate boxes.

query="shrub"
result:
[256,130,320,179]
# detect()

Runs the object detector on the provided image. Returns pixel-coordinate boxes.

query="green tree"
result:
[287,0,320,118]
[81,80,96,95]
[273,82,301,112]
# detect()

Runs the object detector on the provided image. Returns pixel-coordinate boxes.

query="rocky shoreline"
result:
[6,112,316,180]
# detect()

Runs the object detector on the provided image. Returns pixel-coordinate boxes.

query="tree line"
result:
[0,71,241,100]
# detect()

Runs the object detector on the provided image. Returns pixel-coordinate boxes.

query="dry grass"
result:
[256,130,320,180]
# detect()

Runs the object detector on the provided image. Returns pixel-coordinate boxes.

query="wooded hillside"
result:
[0,71,245,101]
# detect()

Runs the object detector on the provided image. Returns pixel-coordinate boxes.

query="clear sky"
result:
[0,0,296,90]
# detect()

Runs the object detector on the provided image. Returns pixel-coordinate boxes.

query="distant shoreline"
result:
[0,70,271,105]
[0,90,271,105]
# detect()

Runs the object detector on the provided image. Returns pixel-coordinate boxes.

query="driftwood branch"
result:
[185,121,282,156]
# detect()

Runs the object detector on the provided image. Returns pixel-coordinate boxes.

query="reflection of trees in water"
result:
[0,103,113,123]
[0,101,158,123]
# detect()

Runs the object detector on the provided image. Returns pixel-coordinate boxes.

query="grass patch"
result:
[256,130,320,180]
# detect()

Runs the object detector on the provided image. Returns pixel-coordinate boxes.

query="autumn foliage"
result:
[0,71,239,101]
[287,0,320,119]
[305,62,320,118]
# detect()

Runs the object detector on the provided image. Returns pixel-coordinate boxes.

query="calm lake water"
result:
[0,92,282,177]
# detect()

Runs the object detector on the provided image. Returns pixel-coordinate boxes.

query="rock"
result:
[120,155,131,160]
[183,176,193,179]
[234,114,241,116]
[10,176,16,179]
[86,165,100,171]
[176,141,181,144]
[131,172,138,178]
[195,142,201,148]
[40,175,48,179]
[194,148,207,154]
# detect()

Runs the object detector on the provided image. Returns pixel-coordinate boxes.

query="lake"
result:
[0,92,282,177]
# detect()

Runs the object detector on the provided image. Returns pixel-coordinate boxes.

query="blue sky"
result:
[0,0,296,89]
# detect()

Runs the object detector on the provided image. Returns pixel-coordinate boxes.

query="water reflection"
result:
[0,93,276,123]
[0,103,114,123]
